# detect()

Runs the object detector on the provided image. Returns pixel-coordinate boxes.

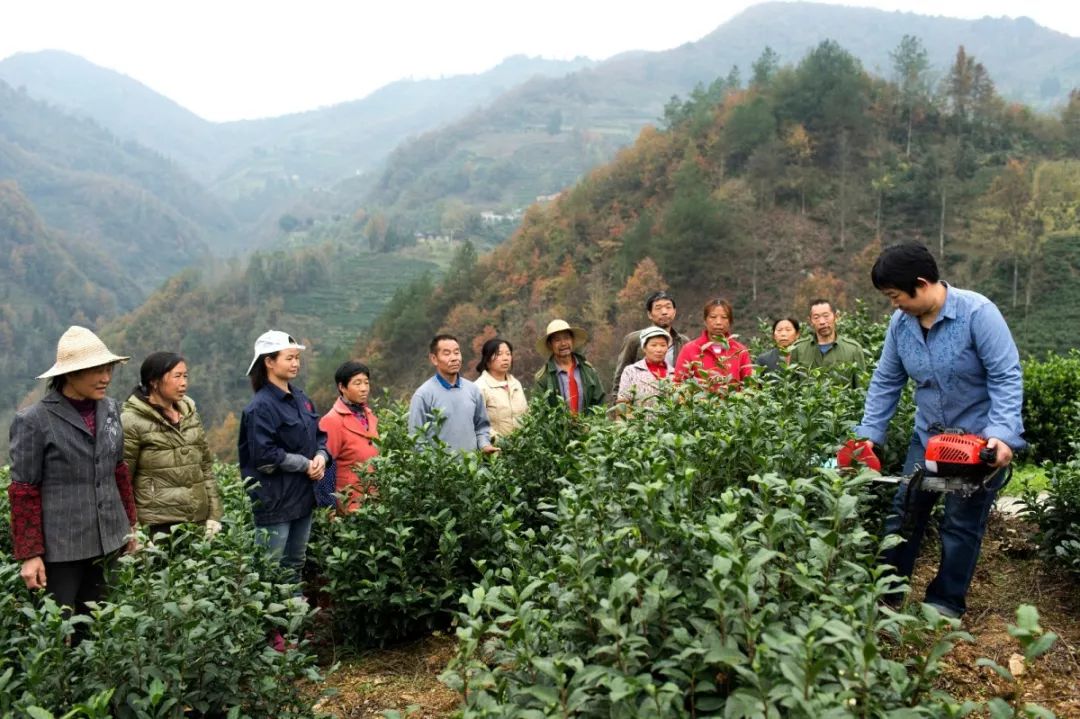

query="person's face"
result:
[643,336,670,364]
[63,363,115,401]
[266,349,301,382]
[339,372,370,405]
[430,339,462,377]
[809,303,836,339]
[881,281,933,316]
[548,330,575,359]
[773,321,798,349]
[153,361,188,404]
[704,306,731,338]
[486,343,513,375]
[648,299,676,329]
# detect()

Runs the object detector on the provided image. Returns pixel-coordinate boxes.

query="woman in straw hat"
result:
[7,326,138,616]
[238,331,328,593]
[121,352,223,541]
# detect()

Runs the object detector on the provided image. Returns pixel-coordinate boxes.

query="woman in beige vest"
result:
[473,338,528,439]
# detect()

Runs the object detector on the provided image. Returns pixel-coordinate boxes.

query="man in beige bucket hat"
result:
[533,319,605,413]
[9,326,136,631]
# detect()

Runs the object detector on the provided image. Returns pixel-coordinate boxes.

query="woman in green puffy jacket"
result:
[122,352,223,538]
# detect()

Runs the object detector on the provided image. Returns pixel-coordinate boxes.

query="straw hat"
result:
[536,319,589,356]
[37,326,129,379]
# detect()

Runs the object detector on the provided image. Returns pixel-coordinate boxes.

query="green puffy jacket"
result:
[122,394,223,525]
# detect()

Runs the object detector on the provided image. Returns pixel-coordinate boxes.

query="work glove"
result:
[837,438,881,472]
[205,519,223,539]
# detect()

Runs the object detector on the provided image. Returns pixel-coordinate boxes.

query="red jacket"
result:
[319,398,379,513]
[674,331,753,390]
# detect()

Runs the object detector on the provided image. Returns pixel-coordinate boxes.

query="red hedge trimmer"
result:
[838,428,1006,500]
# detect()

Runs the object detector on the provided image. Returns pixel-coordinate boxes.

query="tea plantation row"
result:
[1,337,1078,716]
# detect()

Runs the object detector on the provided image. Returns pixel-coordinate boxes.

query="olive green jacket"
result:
[788,334,867,370]
[122,394,223,525]
[534,353,606,412]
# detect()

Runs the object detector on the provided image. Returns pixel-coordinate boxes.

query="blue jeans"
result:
[255,513,313,590]
[881,435,1006,616]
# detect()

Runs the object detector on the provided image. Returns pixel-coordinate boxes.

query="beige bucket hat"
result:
[38,326,130,379]
[536,319,589,356]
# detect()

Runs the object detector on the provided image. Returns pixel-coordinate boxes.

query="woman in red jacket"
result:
[674,298,753,391]
[319,361,379,514]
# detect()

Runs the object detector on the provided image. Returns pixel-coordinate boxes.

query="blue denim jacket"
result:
[855,285,1026,451]
[239,383,328,525]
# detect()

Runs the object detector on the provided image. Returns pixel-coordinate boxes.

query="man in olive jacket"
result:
[534,319,606,413]
[788,299,866,372]
[122,393,223,533]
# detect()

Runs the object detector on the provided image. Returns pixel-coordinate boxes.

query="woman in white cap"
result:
[237,330,328,592]
[8,326,137,620]
[615,325,673,413]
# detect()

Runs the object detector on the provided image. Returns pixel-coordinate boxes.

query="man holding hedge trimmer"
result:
[847,242,1025,619]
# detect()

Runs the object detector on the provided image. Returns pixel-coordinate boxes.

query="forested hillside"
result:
[0,182,141,443]
[0,51,594,234]
[336,2,1080,246]
[357,38,1080,397]
[0,80,229,285]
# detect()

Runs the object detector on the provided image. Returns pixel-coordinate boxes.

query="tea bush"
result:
[441,392,967,717]
[1023,446,1080,576]
[314,359,917,652]
[314,399,583,647]
[1022,351,1080,463]
[0,465,325,718]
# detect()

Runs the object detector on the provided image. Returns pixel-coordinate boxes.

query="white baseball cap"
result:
[246,330,306,375]
[638,325,672,348]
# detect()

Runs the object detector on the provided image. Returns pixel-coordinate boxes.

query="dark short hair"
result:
[645,290,677,313]
[772,317,801,334]
[134,351,185,398]
[429,334,459,355]
[871,242,940,296]
[808,298,834,314]
[476,338,513,374]
[335,360,371,390]
[703,298,734,323]
[250,351,279,393]
[47,375,66,393]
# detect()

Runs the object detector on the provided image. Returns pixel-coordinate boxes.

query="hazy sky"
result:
[1,0,1077,122]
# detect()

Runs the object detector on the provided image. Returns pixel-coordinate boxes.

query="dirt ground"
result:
[308,511,1080,718]
[914,513,1080,717]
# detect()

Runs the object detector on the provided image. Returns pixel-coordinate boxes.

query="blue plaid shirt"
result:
[855,285,1026,450]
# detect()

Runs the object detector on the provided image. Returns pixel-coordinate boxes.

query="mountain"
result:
[0,51,224,182]
[0,80,230,289]
[0,180,142,446]
[353,37,1080,398]
[350,1,1080,233]
[0,51,595,228]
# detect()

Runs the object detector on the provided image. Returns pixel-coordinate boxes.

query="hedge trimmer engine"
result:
[839,429,1003,498]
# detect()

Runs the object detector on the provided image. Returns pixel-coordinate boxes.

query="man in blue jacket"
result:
[854,243,1025,619]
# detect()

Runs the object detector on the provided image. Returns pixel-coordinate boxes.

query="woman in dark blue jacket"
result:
[238,330,328,589]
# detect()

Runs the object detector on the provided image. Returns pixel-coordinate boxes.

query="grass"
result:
[1003,462,1051,497]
